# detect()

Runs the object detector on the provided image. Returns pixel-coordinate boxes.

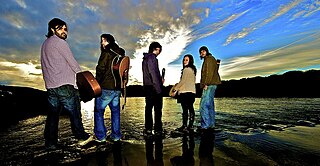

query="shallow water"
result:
[83,97,320,136]
[0,97,320,165]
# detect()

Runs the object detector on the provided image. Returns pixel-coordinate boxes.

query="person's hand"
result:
[162,78,165,84]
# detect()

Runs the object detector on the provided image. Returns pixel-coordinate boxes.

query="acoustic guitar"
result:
[76,71,102,102]
[119,56,130,110]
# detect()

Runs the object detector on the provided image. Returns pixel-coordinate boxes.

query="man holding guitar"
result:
[40,18,92,150]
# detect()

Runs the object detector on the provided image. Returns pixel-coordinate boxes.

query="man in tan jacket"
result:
[199,46,221,131]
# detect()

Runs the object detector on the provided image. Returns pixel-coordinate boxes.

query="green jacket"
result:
[200,54,221,88]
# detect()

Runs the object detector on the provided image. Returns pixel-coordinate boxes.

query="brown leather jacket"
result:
[200,54,221,88]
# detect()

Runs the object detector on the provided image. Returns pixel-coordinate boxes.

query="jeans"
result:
[144,86,163,132]
[44,85,89,147]
[94,89,122,140]
[199,85,217,129]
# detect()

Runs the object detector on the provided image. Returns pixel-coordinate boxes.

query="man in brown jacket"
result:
[199,46,221,131]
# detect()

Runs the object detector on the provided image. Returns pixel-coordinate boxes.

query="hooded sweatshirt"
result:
[142,53,162,94]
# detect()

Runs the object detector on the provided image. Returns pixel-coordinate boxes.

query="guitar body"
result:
[119,56,130,88]
[76,71,102,102]
[118,56,130,110]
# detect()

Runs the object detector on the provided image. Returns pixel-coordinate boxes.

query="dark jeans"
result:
[144,86,163,132]
[180,92,195,127]
[44,85,89,147]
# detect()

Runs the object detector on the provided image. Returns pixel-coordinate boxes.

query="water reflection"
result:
[170,132,195,166]
[145,135,164,166]
[95,141,123,166]
[199,129,215,166]
[112,142,123,166]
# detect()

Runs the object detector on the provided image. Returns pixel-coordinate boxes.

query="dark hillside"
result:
[215,70,320,97]
[0,86,47,130]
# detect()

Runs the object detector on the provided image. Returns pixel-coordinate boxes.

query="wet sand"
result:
[1,115,320,165]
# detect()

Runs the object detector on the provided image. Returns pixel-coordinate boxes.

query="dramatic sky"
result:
[0,0,319,90]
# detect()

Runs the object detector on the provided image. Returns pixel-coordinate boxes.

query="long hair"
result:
[199,46,210,55]
[46,18,66,38]
[100,34,118,52]
[148,42,162,53]
[199,46,212,60]
[182,54,197,75]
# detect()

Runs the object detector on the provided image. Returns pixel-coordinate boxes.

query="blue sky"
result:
[0,0,319,90]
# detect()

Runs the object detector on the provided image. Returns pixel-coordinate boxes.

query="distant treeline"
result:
[127,70,320,98]
[215,70,320,98]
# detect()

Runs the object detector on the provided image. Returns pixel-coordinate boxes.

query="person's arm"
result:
[200,58,209,89]
[147,57,162,94]
[57,40,81,73]
[211,57,218,80]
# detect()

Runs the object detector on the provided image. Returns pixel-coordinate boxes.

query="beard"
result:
[55,31,67,40]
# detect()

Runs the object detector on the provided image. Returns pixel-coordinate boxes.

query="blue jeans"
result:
[44,85,89,147]
[199,85,217,129]
[94,89,122,140]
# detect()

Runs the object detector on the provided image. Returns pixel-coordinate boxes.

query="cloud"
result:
[2,13,25,29]
[0,0,319,89]
[220,31,320,80]
[0,60,44,89]
[224,0,303,46]
[204,8,210,17]
[15,0,27,9]
[292,0,320,19]
[1,0,212,88]
[193,10,249,40]
[102,1,210,86]
[129,26,193,86]
[50,1,207,62]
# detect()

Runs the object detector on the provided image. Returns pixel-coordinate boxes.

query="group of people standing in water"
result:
[40,17,221,150]
[143,42,221,137]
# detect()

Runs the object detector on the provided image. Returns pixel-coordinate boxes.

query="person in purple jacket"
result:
[40,18,92,150]
[142,42,164,137]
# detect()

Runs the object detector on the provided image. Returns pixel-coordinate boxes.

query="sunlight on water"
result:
[81,100,94,117]
[81,97,320,134]
[80,100,95,132]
